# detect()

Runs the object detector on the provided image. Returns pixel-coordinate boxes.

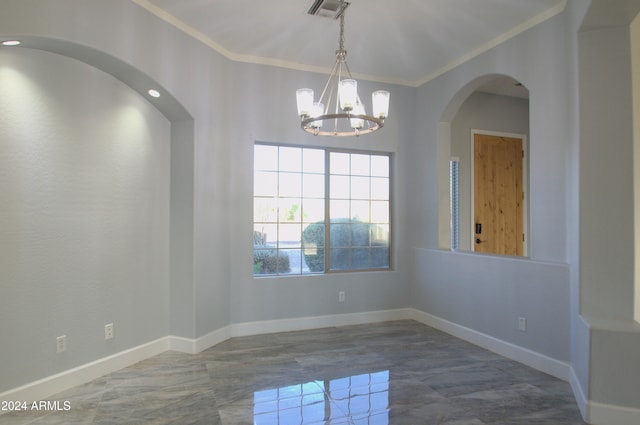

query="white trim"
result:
[570,367,588,419]
[409,308,570,381]
[0,337,169,404]
[168,327,232,355]
[229,309,412,338]
[570,364,640,425]
[470,129,529,256]
[413,1,568,87]
[587,400,640,425]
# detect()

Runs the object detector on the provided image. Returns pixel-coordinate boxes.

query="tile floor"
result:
[1,320,587,424]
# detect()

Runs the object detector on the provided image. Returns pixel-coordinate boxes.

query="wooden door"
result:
[473,133,523,256]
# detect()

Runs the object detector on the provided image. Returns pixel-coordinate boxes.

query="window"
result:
[253,144,391,276]
[450,158,460,250]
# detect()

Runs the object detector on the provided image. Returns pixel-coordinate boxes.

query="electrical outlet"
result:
[339,291,345,302]
[105,323,114,340]
[518,317,527,332]
[56,335,66,353]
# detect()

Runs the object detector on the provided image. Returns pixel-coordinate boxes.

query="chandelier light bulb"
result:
[350,104,365,129]
[311,102,324,128]
[372,90,390,119]
[296,88,314,117]
[339,79,358,111]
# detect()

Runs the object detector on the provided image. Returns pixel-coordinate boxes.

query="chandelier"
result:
[296,0,389,137]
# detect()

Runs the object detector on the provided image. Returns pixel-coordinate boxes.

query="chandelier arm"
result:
[335,62,343,115]
[342,56,354,79]
[325,79,335,115]
[318,58,341,105]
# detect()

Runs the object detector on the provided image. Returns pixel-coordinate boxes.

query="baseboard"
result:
[168,326,232,354]
[229,308,412,338]
[569,366,588,419]
[408,308,571,381]
[0,337,169,404]
[570,367,640,425]
[586,400,640,425]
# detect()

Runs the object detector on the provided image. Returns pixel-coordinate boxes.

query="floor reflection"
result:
[254,371,389,424]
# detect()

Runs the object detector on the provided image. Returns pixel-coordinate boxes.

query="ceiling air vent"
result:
[307,0,350,19]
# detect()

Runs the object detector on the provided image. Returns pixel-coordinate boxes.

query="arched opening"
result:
[0,36,197,394]
[438,75,530,256]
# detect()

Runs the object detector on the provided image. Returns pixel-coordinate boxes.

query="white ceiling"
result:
[135,0,566,88]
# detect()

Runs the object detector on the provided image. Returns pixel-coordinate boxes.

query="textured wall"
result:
[0,47,171,392]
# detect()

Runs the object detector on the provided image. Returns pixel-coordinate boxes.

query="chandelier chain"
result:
[338,4,345,55]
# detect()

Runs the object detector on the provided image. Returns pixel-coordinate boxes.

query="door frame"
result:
[470,129,529,256]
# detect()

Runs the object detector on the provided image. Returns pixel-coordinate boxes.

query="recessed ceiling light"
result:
[148,89,160,98]
[2,40,21,46]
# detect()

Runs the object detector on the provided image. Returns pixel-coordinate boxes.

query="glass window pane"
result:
[254,197,278,223]
[331,152,350,174]
[371,224,389,246]
[302,224,325,273]
[254,224,277,247]
[371,201,389,223]
[254,248,291,275]
[302,198,325,223]
[303,148,325,173]
[279,199,302,222]
[303,173,324,198]
[351,154,370,176]
[330,200,350,220]
[302,223,325,248]
[330,248,349,270]
[371,177,389,200]
[351,248,371,269]
[254,171,278,197]
[279,249,301,274]
[279,172,302,197]
[279,223,302,247]
[371,247,390,268]
[371,155,389,177]
[330,175,350,199]
[351,176,370,199]
[351,223,370,247]
[351,200,370,222]
[330,223,350,247]
[254,145,278,171]
[279,146,302,172]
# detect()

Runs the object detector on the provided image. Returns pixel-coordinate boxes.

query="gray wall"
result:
[403,8,574,364]
[0,47,171,391]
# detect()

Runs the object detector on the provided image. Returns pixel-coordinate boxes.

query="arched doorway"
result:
[438,75,530,256]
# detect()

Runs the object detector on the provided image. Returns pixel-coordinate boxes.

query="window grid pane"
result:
[329,151,391,272]
[254,144,390,276]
